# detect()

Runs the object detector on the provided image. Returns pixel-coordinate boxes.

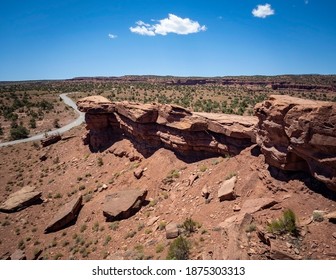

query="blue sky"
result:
[1,0,335,80]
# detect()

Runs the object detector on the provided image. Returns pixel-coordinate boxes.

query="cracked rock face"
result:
[77,95,336,191]
[255,95,336,190]
[77,96,257,156]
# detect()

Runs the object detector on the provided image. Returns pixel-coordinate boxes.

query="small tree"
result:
[167,236,190,260]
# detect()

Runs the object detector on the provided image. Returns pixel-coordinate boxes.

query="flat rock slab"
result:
[0,186,42,213]
[10,249,26,260]
[45,195,82,233]
[218,176,237,201]
[241,198,278,214]
[103,189,148,221]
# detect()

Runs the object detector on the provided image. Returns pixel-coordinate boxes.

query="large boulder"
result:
[0,186,42,213]
[165,222,179,239]
[103,189,148,221]
[218,176,237,201]
[45,195,82,233]
[255,95,336,190]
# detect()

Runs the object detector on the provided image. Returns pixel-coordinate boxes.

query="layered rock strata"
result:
[77,96,257,157]
[255,95,336,190]
[77,95,336,190]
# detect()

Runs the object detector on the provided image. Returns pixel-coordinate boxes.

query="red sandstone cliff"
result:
[77,95,336,190]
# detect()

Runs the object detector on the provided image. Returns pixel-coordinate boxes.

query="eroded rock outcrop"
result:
[77,95,336,190]
[255,95,336,190]
[77,96,257,156]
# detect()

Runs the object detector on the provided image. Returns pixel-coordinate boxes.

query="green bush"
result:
[267,209,298,235]
[29,118,36,128]
[10,125,29,140]
[167,236,190,260]
[182,218,197,235]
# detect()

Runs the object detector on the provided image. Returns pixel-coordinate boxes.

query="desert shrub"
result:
[225,172,237,180]
[137,222,145,231]
[149,199,157,207]
[80,224,87,233]
[54,193,62,199]
[245,223,257,233]
[18,239,25,250]
[199,165,207,172]
[109,221,119,231]
[162,169,180,185]
[144,228,152,234]
[267,209,298,235]
[124,230,136,239]
[104,235,111,246]
[312,211,324,222]
[92,222,99,232]
[167,236,190,260]
[29,118,36,128]
[10,125,29,140]
[181,218,197,235]
[156,243,165,253]
[97,157,103,167]
[158,221,166,231]
[53,253,63,260]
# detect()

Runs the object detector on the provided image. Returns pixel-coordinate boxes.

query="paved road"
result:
[0,93,85,147]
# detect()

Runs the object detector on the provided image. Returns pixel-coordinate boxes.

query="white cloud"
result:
[130,14,207,36]
[252,4,275,18]
[129,26,155,36]
[108,33,117,39]
[136,20,150,27]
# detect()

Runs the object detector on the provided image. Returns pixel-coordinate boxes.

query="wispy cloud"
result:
[108,33,117,39]
[252,4,275,18]
[304,0,309,4]
[130,14,207,36]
